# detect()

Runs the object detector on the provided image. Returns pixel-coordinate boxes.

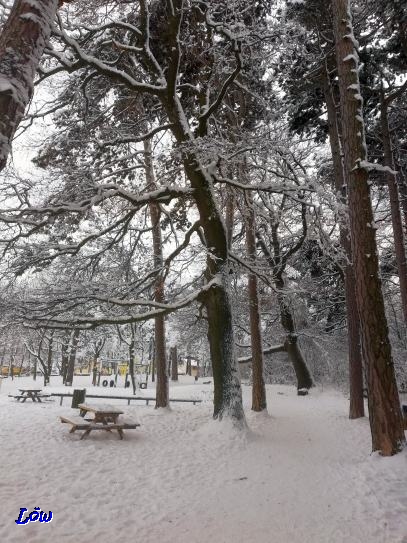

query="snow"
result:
[0,376,406,543]
[358,160,397,175]
[343,54,358,63]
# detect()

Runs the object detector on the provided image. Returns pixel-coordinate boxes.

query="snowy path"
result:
[0,379,406,543]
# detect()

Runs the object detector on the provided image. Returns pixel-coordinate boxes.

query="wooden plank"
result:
[60,415,91,431]
[119,417,140,429]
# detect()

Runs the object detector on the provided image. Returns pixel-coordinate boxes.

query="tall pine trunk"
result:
[332,0,405,455]
[144,138,169,408]
[380,92,407,323]
[323,71,364,418]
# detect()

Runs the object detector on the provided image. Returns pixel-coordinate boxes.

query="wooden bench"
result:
[119,418,141,430]
[9,394,26,400]
[60,415,140,440]
[60,415,93,433]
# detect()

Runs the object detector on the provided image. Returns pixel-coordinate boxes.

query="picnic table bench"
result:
[60,404,140,440]
[9,389,52,403]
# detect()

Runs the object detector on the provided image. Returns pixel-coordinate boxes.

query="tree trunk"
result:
[0,0,59,171]
[44,331,53,386]
[275,276,313,390]
[244,192,267,411]
[65,329,80,386]
[149,337,155,383]
[395,0,407,58]
[92,355,98,386]
[129,326,137,395]
[18,345,26,376]
[185,355,191,376]
[170,345,178,381]
[323,71,364,418]
[225,186,235,248]
[380,92,407,323]
[396,166,407,234]
[144,138,169,408]
[205,266,244,421]
[164,82,244,422]
[332,0,405,455]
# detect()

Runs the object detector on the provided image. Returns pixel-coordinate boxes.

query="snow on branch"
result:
[0,185,194,222]
[98,123,174,148]
[20,276,223,330]
[52,17,166,96]
[357,160,397,176]
[238,344,286,364]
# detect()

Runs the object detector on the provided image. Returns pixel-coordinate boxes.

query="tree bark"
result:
[92,355,98,386]
[332,0,405,455]
[259,220,313,391]
[186,355,192,376]
[396,166,407,233]
[128,325,137,395]
[45,331,53,386]
[380,92,407,323]
[60,336,69,380]
[225,186,235,248]
[275,276,313,390]
[65,329,80,386]
[244,191,267,411]
[0,0,59,171]
[170,345,178,381]
[144,138,169,408]
[323,71,364,418]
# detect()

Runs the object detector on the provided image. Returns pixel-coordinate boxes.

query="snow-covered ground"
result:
[0,376,406,543]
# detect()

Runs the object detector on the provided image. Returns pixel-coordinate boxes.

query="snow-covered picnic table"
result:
[60,403,140,440]
[9,388,50,403]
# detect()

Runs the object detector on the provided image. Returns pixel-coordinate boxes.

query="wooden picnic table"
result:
[14,388,48,403]
[60,403,139,440]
